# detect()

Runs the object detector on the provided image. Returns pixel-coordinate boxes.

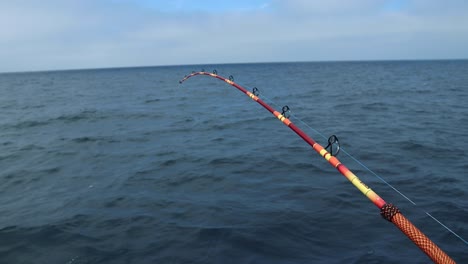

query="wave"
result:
[2,109,105,130]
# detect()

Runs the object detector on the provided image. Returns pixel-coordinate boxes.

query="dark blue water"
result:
[1,61,467,263]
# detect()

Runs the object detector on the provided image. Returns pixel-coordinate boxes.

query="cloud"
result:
[0,0,467,72]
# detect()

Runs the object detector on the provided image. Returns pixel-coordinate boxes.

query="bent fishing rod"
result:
[179,70,456,264]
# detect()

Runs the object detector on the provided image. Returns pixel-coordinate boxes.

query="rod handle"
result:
[382,204,455,264]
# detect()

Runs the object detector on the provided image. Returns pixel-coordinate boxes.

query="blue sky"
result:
[135,0,271,12]
[1,0,467,72]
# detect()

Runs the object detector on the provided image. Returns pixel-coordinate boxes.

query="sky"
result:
[1,0,467,72]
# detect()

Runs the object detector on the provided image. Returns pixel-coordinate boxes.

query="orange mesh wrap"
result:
[392,213,455,264]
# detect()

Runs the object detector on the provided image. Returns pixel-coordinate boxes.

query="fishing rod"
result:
[179,70,456,264]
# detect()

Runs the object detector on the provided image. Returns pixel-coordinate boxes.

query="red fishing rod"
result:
[179,70,456,264]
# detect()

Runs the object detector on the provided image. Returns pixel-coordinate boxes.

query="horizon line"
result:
[2,58,467,75]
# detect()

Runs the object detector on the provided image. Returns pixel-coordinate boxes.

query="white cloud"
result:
[0,0,467,72]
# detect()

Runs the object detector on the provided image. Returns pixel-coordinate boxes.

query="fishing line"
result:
[259,86,468,246]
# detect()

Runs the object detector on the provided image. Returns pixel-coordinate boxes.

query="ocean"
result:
[0,61,467,263]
